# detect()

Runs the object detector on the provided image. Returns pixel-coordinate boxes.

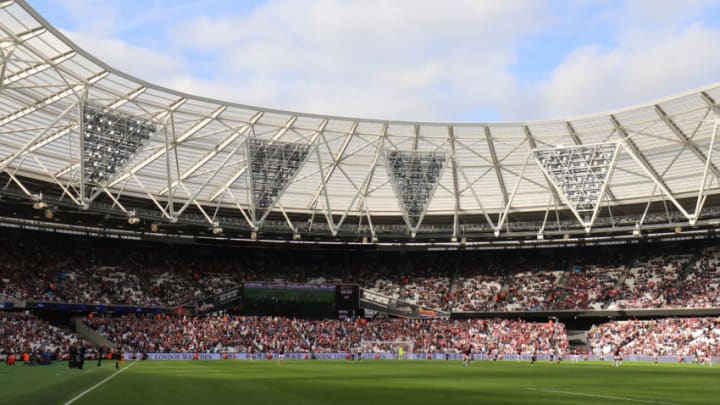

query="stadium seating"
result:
[610,254,692,309]
[670,247,720,308]
[0,311,86,355]
[85,314,568,355]
[588,318,719,357]
[2,230,720,312]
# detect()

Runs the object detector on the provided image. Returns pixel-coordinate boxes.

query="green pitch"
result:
[1,360,718,405]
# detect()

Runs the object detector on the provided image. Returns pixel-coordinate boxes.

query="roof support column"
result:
[449,125,460,239]
[484,126,508,206]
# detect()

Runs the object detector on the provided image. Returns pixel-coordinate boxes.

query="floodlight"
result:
[82,103,155,185]
[535,143,618,229]
[385,150,447,229]
[248,139,311,218]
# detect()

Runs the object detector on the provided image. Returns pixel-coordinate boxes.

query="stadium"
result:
[0,1,719,404]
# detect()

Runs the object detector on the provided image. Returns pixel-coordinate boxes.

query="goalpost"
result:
[360,340,414,359]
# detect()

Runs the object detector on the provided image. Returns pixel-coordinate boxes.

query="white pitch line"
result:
[63,361,138,405]
[527,387,685,405]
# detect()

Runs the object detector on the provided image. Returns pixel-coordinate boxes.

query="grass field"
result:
[1,360,718,405]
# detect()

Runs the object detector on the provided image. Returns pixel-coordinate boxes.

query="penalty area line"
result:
[63,361,138,405]
[527,387,684,405]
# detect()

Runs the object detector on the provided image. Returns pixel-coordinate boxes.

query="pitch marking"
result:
[63,361,138,405]
[527,387,684,405]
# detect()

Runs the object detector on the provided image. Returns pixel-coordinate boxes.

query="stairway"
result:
[73,317,114,348]
[1,293,26,308]
[566,329,589,348]
[548,261,576,310]
[672,247,705,289]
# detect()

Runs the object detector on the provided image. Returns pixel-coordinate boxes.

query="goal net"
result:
[360,340,414,358]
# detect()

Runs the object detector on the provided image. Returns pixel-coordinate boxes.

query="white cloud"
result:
[43,0,720,123]
[64,32,186,83]
[522,24,720,120]
[165,0,549,121]
[51,0,120,36]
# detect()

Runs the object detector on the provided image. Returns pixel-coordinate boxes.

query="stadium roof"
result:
[1,0,720,242]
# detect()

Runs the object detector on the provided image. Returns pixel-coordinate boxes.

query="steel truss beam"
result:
[448,126,460,238]
[159,111,263,196]
[334,123,387,237]
[484,126,508,206]
[308,121,357,207]
[523,125,564,206]
[654,105,720,181]
[104,102,218,188]
[0,99,79,172]
[694,120,720,221]
[701,92,720,116]
[610,114,693,222]
[496,152,532,236]
[2,51,75,89]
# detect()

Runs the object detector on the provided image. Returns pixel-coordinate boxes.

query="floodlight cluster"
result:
[249,139,310,209]
[387,151,446,225]
[536,144,615,213]
[82,104,155,184]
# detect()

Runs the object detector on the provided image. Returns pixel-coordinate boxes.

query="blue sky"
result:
[28,0,720,122]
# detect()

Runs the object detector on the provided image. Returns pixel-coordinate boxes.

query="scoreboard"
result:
[335,285,360,319]
[241,282,359,319]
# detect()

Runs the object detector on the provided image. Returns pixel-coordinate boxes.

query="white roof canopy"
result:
[1,0,720,239]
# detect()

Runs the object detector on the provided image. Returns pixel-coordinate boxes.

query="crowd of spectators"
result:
[0,311,87,356]
[0,232,244,306]
[497,270,563,312]
[4,229,720,312]
[452,273,503,312]
[553,262,627,310]
[5,309,718,362]
[610,254,691,309]
[384,259,452,310]
[0,230,457,310]
[669,247,720,308]
[85,314,567,355]
[588,317,719,358]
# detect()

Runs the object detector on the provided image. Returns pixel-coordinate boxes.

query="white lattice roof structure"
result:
[1,0,720,242]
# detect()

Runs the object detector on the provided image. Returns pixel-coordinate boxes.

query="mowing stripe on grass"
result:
[63,361,138,405]
[527,387,684,405]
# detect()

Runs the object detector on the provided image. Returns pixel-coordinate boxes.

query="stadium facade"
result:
[2,0,720,246]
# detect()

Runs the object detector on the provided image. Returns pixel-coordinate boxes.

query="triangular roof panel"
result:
[535,143,618,229]
[248,138,311,223]
[385,150,447,232]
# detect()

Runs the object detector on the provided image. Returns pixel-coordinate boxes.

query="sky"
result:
[27,0,720,123]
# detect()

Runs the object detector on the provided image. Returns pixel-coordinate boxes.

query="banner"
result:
[128,352,454,361]
[244,282,335,291]
[32,301,164,314]
[359,289,449,318]
[146,353,221,361]
[124,352,719,364]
